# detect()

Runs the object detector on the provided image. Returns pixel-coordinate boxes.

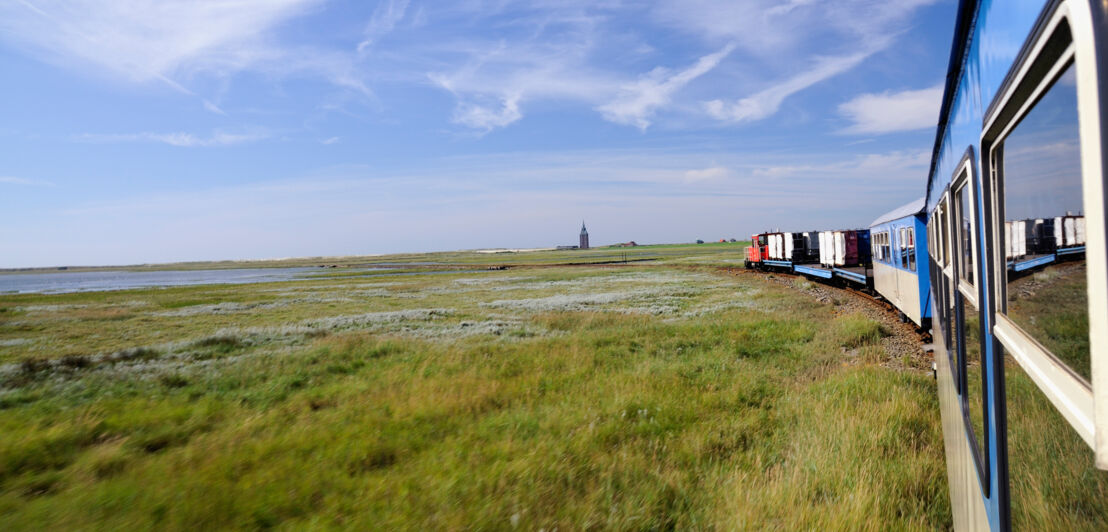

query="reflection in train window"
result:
[956,183,975,287]
[998,63,1089,383]
[964,298,986,465]
[941,201,951,268]
[1005,353,1108,528]
[899,228,908,269]
[950,288,960,389]
[907,228,916,272]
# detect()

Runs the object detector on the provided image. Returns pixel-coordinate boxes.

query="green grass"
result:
[0,261,952,529]
[1008,260,1090,381]
[1006,354,1108,529]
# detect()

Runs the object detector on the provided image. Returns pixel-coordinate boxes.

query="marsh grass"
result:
[834,313,887,349]
[0,264,949,529]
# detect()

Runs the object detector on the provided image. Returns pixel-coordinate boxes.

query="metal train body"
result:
[923,0,1107,528]
[743,1,1108,527]
[869,199,933,327]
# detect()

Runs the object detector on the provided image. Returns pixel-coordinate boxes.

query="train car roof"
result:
[869,197,925,228]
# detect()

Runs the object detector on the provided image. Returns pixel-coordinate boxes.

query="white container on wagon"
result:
[783,232,795,261]
[819,231,832,266]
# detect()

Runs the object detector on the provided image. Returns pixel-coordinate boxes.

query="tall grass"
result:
[0,265,949,529]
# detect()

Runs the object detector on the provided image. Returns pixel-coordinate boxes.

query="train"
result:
[745,0,1108,528]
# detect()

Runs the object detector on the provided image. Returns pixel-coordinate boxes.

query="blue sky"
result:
[0,0,955,267]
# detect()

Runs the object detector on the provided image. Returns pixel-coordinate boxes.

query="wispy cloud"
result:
[0,0,376,108]
[0,176,55,187]
[0,1,318,81]
[683,166,730,182]
[77,129,270,147]
[599,43,737,130]
[705,48,876,123]
[838,85,943,134]
[653,0,940,125]
[358,0,409,54]
[751,149,930,181]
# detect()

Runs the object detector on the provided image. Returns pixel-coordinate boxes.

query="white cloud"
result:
[751,149,929,181]
[77,129,270,147]
[0,0,375,106]
[655,0,940,125]
[358,0,409,54]
[0,1,319,82]
[0,176,55,187]
[598,43,736,130]
[683,166,730,182]
[838,85,943,134]
[705,47,876,123]
[202,99,227,115]
[320,136,341,145]
[452,95,524,131]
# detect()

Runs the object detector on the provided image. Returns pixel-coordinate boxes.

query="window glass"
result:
[908,228,916,272]
[941,202,952,268]
[949,288,960,388]
[957,183,975,286]
[900,228,909,269]
[1006,352,1108,528]
[964,298,986,465]
[998,63,1089,382]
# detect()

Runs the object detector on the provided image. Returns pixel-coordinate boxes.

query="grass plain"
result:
[0,245,953,529]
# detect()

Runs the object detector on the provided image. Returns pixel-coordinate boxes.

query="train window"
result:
[937,196,954,354]
[1005,351,1108,527]
[928,218,935,265]
[964,297,987,470]
[876,232,890,264]
[996,62,1089,384]
[955,180,976,291]
[907,228,916,272]
[940,193,958,379]
[900,227,909,269]
[940,201,952,269]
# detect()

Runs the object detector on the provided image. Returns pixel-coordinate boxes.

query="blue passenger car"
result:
[924,0,1108,529]
[868,198,931,327]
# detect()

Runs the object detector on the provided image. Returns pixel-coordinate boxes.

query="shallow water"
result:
[0,267,349,294]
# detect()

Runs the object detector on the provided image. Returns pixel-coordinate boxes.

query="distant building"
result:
[579,222,590,250]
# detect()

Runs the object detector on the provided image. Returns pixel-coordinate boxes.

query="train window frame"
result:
[940,191,959,379]
[938,195,955,354]
[908,227,917,272]
[980,4,1106,460]
[953,173,980,307]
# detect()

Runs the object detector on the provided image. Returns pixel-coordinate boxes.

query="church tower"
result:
[579,221,589,249]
